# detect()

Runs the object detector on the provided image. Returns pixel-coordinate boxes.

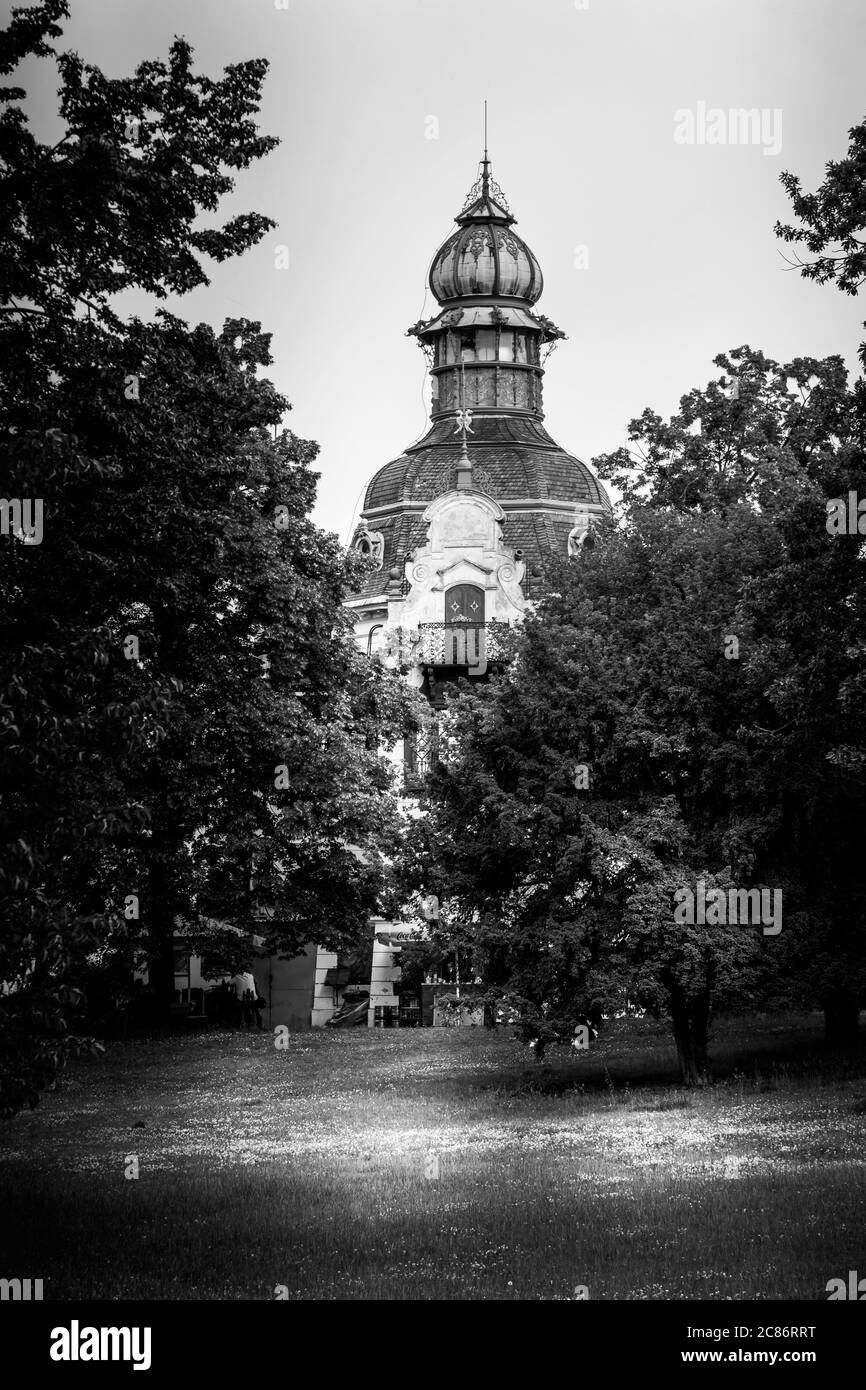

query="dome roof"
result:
[350,416,612,600]
[363,417,610,513]
[428,158,543,306]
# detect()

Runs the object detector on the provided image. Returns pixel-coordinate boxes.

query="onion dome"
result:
[429,156,543,306]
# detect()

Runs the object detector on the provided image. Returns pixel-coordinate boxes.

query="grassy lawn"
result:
[1,1014,864,1300]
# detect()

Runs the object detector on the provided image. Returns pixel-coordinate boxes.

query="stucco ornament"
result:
[400,490,526,627]
[567,508,593,556]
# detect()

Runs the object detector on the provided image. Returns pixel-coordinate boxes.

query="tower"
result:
[343,149,612,1025]
[343,149,617,1023]
[347,149,611,713]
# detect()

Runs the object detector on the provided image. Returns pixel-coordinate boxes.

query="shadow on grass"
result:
[0,1149,862,1301]
[478,1016,866,1097]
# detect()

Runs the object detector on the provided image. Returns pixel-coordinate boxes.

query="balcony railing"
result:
[403,722,440,794]
[416,621,511,667]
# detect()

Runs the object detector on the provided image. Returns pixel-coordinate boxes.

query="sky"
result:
[18,0,866,540]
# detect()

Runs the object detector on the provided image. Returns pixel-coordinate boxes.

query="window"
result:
[445,583,485,625]
[498,331,514,362]
[476,328,496,361]
[514,333,528,363]
[459,331,476,362]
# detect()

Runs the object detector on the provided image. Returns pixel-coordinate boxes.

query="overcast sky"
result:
[21,0,866,539]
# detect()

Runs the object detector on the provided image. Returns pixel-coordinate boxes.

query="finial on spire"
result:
[457,105,511,220]
[481,99,490,197]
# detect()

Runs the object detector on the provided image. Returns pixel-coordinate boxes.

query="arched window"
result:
[445,583,485,625]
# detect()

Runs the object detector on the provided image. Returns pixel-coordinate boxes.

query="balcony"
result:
[416,621,511,667]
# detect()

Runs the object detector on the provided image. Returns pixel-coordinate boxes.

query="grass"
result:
[1,1013,864,1300]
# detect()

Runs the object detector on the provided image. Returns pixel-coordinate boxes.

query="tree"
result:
[401,504,782,1085]
[31,311,406,1008]
[775,117,866,302]
[772,118,866,1043]
[1,3,277,327]
[776,113,866,395]
[594,345,853,512]
[0,3,407,1114]
[401,349,866,1080]
[595,348,866,1048]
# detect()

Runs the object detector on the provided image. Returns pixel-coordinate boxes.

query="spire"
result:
[481,99,490,200]
[457,105,512,225]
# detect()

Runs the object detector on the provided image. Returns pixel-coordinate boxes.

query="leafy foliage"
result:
[0,3,408,1114]
[776,116,866,299]
[401,349,866,1082]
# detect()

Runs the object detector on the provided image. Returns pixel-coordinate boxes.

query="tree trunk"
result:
[147,844,181,1024]
[824,993,861,1050]
[148,923,175,1022]
[670,992,711,1086]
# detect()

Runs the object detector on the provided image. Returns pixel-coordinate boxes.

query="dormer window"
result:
[353,529,384,569]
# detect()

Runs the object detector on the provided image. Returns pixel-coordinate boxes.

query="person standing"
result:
[229,963,258,1030]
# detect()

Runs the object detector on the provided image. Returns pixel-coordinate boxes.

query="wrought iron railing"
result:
[403,722,440,794]
[416,620,511,666]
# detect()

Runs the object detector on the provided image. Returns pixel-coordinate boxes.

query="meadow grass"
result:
[0,1014,864,1300]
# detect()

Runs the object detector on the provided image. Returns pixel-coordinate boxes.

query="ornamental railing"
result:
[403,722,440,794]
[416,621,511,667]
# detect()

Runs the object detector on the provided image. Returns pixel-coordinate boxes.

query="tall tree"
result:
[594,349,866,1047]
[0,2,406,1115]
[401,350,866,1080]
[772,117,866,1042]
[402,504,782,1085]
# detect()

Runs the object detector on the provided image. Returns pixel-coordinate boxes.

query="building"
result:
[169,940,342,1031]
[148,154,611,1033]
[159,153,612,1033]
[346,149,611,698]
[136,928,342,1032]
[344,149,612,1024]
